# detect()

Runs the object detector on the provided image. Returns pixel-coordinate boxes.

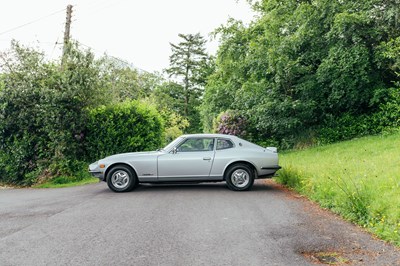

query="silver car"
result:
[89,134,281,192]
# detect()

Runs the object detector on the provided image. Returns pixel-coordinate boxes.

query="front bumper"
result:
[88,162,105,181]
[89,171,104,179]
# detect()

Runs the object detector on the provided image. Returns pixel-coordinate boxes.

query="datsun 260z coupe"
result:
[89,134,281,192]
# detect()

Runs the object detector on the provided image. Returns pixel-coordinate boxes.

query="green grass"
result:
[33,176,98,188]
[277,131,400,246]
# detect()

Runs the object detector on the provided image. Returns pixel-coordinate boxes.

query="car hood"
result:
[102,151,160,161]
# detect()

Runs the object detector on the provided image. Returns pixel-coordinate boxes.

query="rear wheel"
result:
[107,165,138,192]
[225,163,254,191]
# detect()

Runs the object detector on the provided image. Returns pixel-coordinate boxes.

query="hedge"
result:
[85,100,164,162]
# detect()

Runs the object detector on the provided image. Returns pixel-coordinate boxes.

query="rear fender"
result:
[222,160,257,180]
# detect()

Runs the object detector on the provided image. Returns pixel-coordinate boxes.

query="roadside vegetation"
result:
[0,33,210,187]
[277,132,400,246]
[33,176,98,189]
[0,43,168,187]
[202,0,400,147]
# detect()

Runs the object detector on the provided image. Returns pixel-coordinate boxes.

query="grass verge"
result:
[277,131,400,246]
[33,176,98,188]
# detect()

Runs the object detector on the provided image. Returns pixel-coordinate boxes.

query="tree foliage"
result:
[166,33,213,133]
[0,42,105,184]
[99,56,159,102]
[201,0,400,146]
[0,42,165,185]
[149,81,190,143]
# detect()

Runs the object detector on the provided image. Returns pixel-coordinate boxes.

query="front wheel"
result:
[225,164,254,191]
[107,165,138,192]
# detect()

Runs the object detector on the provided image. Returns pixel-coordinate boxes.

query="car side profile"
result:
[89,134,281,192]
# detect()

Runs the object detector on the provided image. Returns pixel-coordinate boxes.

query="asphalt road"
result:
[0,180,399,266]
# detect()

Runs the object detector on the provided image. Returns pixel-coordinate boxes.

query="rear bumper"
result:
[261,165,282,170]
[257,165,281,179]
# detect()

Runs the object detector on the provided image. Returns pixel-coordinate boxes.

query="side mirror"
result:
[172,147,178,154]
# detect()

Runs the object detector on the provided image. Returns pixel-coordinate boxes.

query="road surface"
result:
[0,180,399,265]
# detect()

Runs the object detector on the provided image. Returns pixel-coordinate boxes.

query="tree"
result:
[98,56,160,102]
[201,0,400,146]
[201,20,249,132]
[0,42,169,185]
[0,42,107,184]
[166,33,211,133]
[149,81,190,143]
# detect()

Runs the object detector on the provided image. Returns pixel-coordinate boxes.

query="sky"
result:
[0,0,255,72]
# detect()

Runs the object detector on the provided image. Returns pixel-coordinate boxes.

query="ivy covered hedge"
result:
[0,43,164,186]
[85,101,164,162]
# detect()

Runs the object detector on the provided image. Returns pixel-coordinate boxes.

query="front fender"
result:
[103,162,139,182]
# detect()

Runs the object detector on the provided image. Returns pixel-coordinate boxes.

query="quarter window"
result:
[216,139,234,150]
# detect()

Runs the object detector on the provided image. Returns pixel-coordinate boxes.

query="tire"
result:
[107,165,138,193]
[225,163,254,191]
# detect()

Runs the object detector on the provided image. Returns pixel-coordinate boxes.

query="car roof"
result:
[181,133,239,140]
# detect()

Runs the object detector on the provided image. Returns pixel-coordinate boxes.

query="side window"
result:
[216,139,234,150]
[177,138,214,152]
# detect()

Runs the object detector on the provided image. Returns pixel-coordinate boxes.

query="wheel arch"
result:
[105,163,138,182]
[223,160,257,180]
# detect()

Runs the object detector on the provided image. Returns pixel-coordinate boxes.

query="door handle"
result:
[203,157,211,161]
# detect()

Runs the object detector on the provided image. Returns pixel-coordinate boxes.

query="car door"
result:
[157,137,215,181]
[209,138,237,178]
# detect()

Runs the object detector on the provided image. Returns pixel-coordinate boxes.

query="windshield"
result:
[162,136,184,152]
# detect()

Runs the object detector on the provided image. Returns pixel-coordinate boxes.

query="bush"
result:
[275,167,303,191]
[0,43,168,186]
[0,135,37,185]
[0,42,105,185]
[85,100,164,162]
[317,87,400,144]
[142,96,189,145]
[317,113,376,144]
[213,110,247,136]
[377,87,400,129]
